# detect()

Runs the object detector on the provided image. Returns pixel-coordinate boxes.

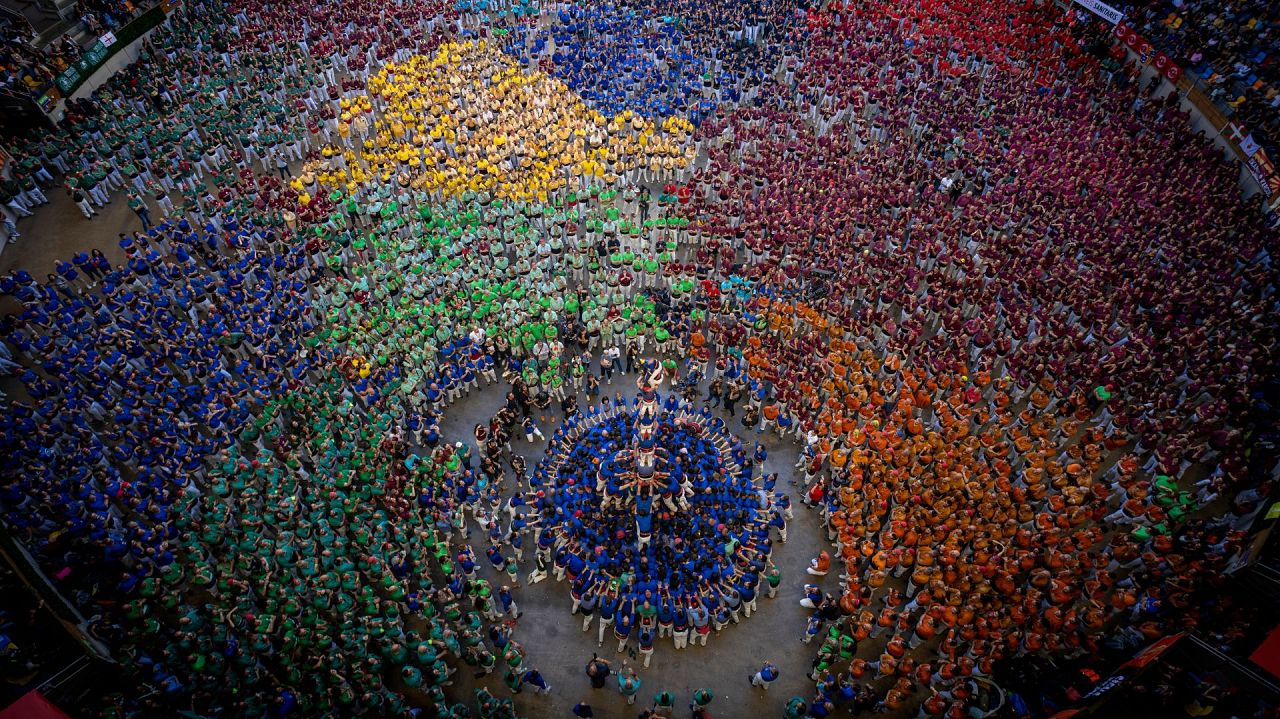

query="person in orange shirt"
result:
[885,634,907,659]
[881,679,911,712]
[909,607,940,649]
[869,651,897,678]
[873,606,898,638]
[761,400,781,435]
[807,550,831,576]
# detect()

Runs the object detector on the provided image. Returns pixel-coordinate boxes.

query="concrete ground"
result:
[433,375,834,718]
[1,189,841,719]
[0,179,146,405]
[1,178,142,279]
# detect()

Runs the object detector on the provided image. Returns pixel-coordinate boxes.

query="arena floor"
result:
[0,203,838,716]
[430,381,830,717]
[2,2,1273,717]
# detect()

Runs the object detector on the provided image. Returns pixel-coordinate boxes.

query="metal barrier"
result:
[1056,0,1279,214]
[35,655,103,711]
[50,2,166,96]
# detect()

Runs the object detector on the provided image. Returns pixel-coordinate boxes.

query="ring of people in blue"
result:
[530,383,777,642]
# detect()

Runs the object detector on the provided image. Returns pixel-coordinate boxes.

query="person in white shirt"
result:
[601,346,621,384]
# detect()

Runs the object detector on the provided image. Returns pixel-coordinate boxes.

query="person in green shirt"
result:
[1,181,33,219]
[1091,383,1114,410]
[653,689,676,714]
[126,193,153,230]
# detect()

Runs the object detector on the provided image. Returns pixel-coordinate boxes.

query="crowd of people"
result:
[308,39,696,205]
[0,0,1276,717]
[487,3,745,123]
[1115,0,1279,148]
[531,383,781,651]
[475,0,807,126]
[74,0,150,38]
[0,0,155,100]
[0,23,82,96]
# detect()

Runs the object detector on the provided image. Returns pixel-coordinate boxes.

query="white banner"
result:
[1074,0,1125,25]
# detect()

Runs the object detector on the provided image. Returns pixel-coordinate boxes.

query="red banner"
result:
[1117,23,1141,50]
[1121,632,1185,670]
[1113,25,1184,84]
[1153,53,1182,83]
[0,692,70,719]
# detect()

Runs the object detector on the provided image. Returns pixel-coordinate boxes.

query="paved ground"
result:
[0,177,839,715]
[1,177,142,278]
[433,376,833,718]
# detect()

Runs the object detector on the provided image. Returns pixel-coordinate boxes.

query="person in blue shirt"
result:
[750,661,779,690]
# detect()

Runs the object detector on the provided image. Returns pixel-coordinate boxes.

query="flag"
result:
[1244,151,1278,199]
[1256,152,1279,196]
[1136,39,1154,64]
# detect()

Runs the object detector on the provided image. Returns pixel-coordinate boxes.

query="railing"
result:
[0,2,32,30]
[49,2,167,97]
[35,655,105,711]
[1059,0,1280,214]
[1185,634,1280,700]
[0,535,114,663]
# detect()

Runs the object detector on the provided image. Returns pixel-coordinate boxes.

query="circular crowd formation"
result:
[533,382,774,624]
